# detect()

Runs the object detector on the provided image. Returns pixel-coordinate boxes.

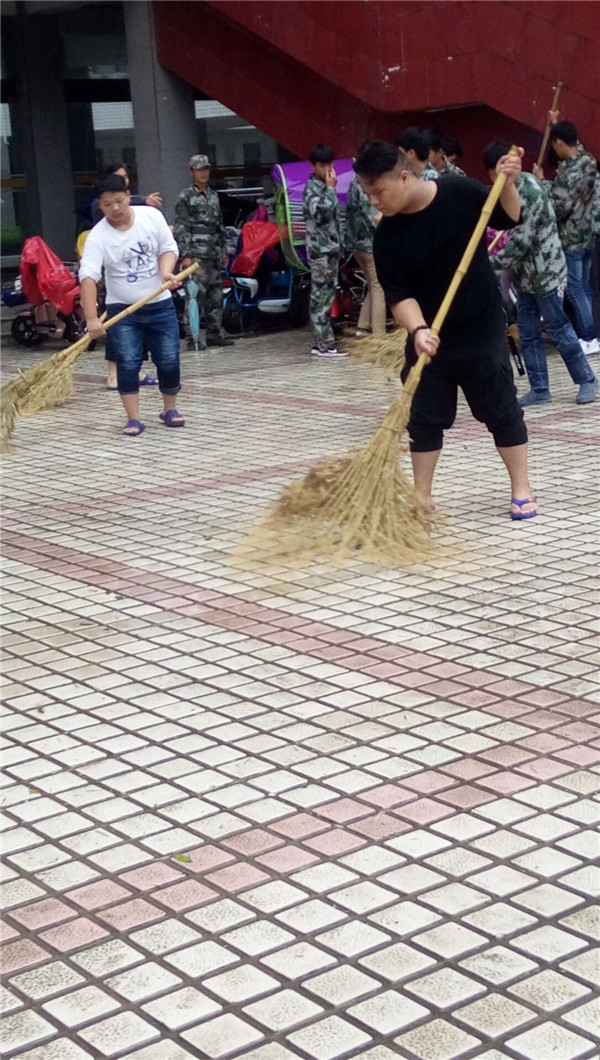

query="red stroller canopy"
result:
[230,222,280,277]
[20,236,80,316]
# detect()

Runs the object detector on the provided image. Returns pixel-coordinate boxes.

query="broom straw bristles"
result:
[1,263,199,451]
[237,151,518,568]
[347,329,407,376]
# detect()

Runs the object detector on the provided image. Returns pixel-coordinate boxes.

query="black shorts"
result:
[402,332,527,452]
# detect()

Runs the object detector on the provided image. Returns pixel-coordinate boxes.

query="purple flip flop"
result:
[123,419,145,437]
[510,497,537,520]
[159,409,185,428]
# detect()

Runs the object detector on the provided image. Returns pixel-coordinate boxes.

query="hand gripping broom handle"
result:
[428,145,520,343]
[50,263,200,363]
[100,262,199,332]
[536,82,563,168]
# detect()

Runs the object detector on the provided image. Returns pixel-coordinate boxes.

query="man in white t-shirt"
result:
[80,173,184,436]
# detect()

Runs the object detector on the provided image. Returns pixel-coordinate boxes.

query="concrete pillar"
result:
[14,4,76,259]
[124,0,198,223]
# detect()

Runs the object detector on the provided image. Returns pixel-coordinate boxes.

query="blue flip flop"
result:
[510,497,537,520]
[139,374,159,386]
[123,419,145,437]
[159,409,185,428]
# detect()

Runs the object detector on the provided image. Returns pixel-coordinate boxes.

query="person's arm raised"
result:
[496,147,524,222]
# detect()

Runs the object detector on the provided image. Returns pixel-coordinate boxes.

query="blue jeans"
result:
[564,247,596,341]
[106,299,181,395]
[517,287,595,392]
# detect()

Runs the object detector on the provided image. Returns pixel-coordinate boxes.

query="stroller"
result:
[222,212,310,334]
[4,237,87,348]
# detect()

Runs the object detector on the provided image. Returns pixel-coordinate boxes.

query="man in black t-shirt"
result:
[354,141,536,521]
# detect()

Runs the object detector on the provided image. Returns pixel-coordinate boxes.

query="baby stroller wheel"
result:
[11,313,44,348]
[63,314,87,344]
[223,291,244,335]
[287,280,310,328]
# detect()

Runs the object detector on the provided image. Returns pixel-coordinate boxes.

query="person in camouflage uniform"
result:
[534,119,599,353]
[396,128,440,181]
[442,137,465,168]
[591,166,600,338]
[174,155,234,350]
[438,157,467,178]
[345,173,385,337]
[484,141,596,406]
[302,144,346,358]
[423,129,467,178]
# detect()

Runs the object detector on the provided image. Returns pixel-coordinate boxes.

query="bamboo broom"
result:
[536,82,563,168]
[347,328,407,377]
[1,263,199,451]
[236,148,520,568]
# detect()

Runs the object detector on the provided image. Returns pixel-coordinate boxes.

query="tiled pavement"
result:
[1,325,599,1060]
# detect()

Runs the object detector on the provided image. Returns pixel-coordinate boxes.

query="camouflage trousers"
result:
[185,257,223,337]
[309,252,339,349]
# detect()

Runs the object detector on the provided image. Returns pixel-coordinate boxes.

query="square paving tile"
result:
[182,1013,263,1057]
[505,1023,596,1060]
[394,1018,481,1060]
[455,993,535,1036]
[287,1015,371,1059]
[142,987,222,1030]
[406,967,485,1008]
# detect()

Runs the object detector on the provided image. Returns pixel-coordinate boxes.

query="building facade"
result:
[1,0,598,261]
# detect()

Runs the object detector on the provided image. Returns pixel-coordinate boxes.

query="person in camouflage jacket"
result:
[484,141,596,407]
[396,127,440,182]
[345,173,385,337]
[423,128,467,178]
[534,119,599,351]
[438,158,467,178]
[302,144,345,357]
[174,155,233,349]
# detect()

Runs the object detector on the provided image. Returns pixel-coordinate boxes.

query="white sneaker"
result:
[580,338,600,355]
[319,347,348,358]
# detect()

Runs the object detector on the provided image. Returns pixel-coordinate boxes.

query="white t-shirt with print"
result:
[79,206,179,306]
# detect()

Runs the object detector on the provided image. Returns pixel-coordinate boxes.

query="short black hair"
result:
[354,141,410,180]
[547,144,559,168]
[396,126,428,162]
[442,137,463,159]
[422,127,443,152]
[482,139,512,170]
[308,144,334,165]
[550,121,578,147]
[95,173,129,197]
[98,161,127,179]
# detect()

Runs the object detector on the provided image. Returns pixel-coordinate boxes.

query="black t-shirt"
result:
[373,177,519,348]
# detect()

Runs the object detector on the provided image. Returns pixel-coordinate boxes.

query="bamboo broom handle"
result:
[536,82,563,168]
[50,262,200,362]
[100,262,199,332]
[429,145,520,340]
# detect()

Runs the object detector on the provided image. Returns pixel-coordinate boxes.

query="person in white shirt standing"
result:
[80,174,184,436]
